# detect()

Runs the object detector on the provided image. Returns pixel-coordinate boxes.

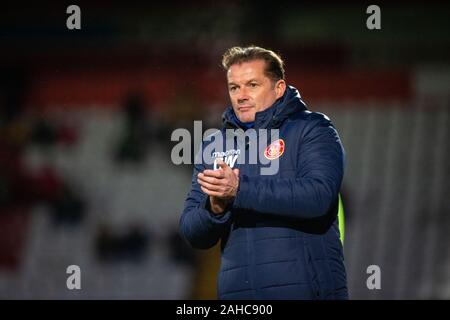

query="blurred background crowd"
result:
[0,1,449,299]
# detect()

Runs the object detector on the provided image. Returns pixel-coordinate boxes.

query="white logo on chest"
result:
[212,149,240,169]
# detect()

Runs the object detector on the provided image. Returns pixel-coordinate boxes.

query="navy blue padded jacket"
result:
[179,86,348,300]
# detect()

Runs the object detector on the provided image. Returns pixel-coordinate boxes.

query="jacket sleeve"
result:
[179,161,234,250]
[233,113,345,220]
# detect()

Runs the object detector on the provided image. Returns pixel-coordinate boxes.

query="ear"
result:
[275,80,286,99]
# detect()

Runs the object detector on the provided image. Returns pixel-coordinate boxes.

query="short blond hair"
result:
[222,46,285,82]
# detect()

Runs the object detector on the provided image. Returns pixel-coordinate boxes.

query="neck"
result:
[233,112,254,129]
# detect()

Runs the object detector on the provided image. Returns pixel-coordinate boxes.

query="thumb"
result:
[233,168,240,177]
[217,160,230,170]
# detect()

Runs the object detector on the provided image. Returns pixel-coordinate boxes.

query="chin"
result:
[238,114,255,123]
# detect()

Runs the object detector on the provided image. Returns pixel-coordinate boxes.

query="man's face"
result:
[227,59,286,123]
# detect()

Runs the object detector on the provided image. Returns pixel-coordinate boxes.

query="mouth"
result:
[238,105,254,112]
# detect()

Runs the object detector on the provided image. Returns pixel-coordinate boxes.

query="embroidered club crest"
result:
[264,139,285,160]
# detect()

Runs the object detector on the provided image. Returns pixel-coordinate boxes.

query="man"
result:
[179,46,348,299]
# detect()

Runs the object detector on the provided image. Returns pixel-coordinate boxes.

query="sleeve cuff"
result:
[201,196,232,223]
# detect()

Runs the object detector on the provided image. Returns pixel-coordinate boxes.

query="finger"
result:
[198,174,221,185]
[197,178,222,191]
[200,186,223,197]
[217,160,231,171]
[203,169,225,178]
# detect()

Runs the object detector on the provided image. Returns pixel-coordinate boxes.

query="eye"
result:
[249,83,258,88]
[229,86,238,92]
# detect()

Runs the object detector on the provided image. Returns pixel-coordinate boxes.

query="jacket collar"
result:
[222,85,307,130]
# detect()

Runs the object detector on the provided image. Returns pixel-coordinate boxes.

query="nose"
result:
[236,87,249,104]
[237,97,249,104]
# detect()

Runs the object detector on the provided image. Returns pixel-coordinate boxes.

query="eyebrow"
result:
[228,79,259,86]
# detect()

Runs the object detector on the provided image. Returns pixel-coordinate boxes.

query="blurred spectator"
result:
[168,227,197,267]
[49,185,86,227]
[31,118,57,147]
[114,93,151,164]
[95,223,150,264]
